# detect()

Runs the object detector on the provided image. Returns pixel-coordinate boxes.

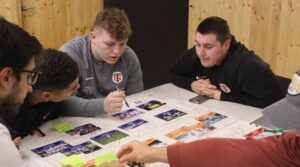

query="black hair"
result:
[0,17,42,79]
[33,49,79,91]
[196,16,231,44]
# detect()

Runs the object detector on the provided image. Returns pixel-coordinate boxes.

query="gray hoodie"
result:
[60,35,143,116]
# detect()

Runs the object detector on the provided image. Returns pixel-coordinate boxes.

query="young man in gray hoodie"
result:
[60,8,143,116]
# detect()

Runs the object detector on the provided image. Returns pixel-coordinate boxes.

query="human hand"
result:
[117,140,153,163]
[202,88,221,100]
[13,136,21,149]
[104,91,125,113]
[117,140,168,164]
[191,79,220,99]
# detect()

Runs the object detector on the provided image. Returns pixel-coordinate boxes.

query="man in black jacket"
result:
[169,16,285,108]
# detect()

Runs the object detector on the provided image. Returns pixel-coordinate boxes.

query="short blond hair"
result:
[93,8,132,41]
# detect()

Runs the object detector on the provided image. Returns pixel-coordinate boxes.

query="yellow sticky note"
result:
[94,151,118,165]
[60,155,85,167]
[53,122,73,132]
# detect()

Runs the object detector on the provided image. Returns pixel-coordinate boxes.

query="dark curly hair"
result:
[93,8,132,41]
[33,49,79,91]
[0,17,42,80]
[197,16,231,44]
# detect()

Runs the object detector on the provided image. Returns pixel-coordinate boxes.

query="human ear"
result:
[224,39,231,50]
[90,31,96,40]
[0,67,14,90]
[41,91,51,102]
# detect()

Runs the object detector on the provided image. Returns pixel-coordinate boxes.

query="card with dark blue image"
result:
[31,140,72,157]
[118,119,149,131]
[60,141,101,156]
[136,100,166,111]
[155,109,187,121]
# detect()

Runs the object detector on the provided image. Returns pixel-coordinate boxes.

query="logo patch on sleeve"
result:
[288,72,300,96]
[219,83,231,93]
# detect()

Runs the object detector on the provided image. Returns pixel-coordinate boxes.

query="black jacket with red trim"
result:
[168,36,285,108]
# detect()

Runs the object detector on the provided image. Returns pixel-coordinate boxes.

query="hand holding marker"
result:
[111,71,129,108]
[116,85,130,108]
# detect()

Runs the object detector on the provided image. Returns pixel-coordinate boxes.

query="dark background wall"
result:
[104,0,188,89]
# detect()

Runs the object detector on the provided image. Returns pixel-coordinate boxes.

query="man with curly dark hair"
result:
[5,49,80,140]
[60,8,144,116]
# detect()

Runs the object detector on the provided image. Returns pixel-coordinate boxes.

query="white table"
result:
[21,83,263,167]
[130,83,262,122]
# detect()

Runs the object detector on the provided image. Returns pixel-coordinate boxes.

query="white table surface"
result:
[21,83,263,166]
[130,83,263,122]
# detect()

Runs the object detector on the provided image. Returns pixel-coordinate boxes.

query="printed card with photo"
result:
[118,119,149,131]
[188,124,216,137]
[155,109,187,121]
[66,123,101,137]
[165,123,215,142]
[91,129,129,145]
[196,112,227,125]
[31,140,72,157]
[60,141,101,156]
[111,108,144,120]
[165,126,190,141]
[143,138,167,147]
[136,100,166,111]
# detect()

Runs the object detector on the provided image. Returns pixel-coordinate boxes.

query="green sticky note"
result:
[53,122,73,132]
[60,155,85,167]
[94,151,118,165]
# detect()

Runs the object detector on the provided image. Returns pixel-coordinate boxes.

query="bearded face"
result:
[0,82,24,118]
